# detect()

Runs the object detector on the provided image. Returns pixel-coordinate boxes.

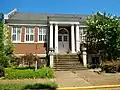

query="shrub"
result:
[4,67,54,79]
[87,63,100,69]
[0,66,5,77]
[101,60,120,73]
[24,82,57,89]
[38,67,55,78]
[0,82,57,90]
[11,53,47,68]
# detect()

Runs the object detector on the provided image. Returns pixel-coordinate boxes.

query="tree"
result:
[0,13,14,67]
[86,12,120,60]
[0,13,7,67]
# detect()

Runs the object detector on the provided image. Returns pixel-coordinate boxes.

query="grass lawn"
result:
[4,67,54,79]
[0,82,57,90]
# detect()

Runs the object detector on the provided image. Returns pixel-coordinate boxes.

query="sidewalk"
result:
[55,70,120,87]
[75,70,120,86]
[55,71,91,87]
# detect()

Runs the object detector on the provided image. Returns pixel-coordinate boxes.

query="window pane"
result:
[30,28,34,34]
[64,36,67,41]
[26,28,29,34]
[13,28,16,33]
[39,28,42,34]
[43,28,46,34]
[58,36,62,41]
[43,35,46,41]
[30,35,33,41]
[26,35,29,41]
[39,35,42,41]
[17,28,21,34]
[17,35,20,41]
[12,34,16,41]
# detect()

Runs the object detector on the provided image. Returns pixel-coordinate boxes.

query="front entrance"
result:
[58,28,69,53]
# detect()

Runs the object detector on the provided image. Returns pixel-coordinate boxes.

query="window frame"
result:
[38,27,47,43]
[12,27,21,43]
[25,27,35,43]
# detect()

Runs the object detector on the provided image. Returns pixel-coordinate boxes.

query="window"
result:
[12,27,21,42]
[64,36,67,41]
[58,35,62,41]
[38,27,47,42]
[25,27,34,42]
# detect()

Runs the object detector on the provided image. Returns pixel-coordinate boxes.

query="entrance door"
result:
[58,28,69,53]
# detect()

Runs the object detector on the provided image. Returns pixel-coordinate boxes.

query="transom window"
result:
[12,27,21,42]
[25,27,34,42]
[38,27,47,42]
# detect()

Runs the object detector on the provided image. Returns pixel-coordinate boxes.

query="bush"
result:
[11,53,47,68]
[0,66,5,77]
[0,82,57,90]
[24,82,57,89]
[101,60,120,73]
[4,67,54,79]
[87,63,100,69]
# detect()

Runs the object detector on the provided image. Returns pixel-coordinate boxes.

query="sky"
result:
[0,0,120,16]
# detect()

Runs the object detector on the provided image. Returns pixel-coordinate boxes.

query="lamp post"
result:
[35,43,38,71]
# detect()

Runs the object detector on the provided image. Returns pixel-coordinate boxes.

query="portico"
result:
[49,21,80,54]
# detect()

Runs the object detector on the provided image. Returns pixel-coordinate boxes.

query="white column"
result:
[49,24,54,68]
[76,24,80,52]
[55,24,58,53]
[50,54,54,68]
[71,24,75,53]
[83,48,87,67]
[50,24,53,49]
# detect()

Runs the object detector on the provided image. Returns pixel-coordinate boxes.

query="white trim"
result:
[11,27,21,43]
[8,23,47,26]
[79,25,87,27]
[24,27,35,43]
[38,27,47,43]
[49,21,79,25]
[14,54,46,57]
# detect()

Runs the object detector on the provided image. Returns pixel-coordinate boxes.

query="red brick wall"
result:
[21,26,25,42]
[8,26,47,54]
[34,27,38,42]
[13,43,47,54]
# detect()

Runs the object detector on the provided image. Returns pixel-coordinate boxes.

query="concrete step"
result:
[53,67,87,71]
[53,54,84,71]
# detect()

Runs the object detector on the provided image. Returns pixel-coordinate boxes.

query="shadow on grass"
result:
[24,82,57,90]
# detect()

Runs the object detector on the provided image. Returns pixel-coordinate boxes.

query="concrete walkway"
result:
[75,70,120,86]
[55,71,91,87]
[55,70,120,87]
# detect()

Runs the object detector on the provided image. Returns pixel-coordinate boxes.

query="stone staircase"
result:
[53,54,87,71]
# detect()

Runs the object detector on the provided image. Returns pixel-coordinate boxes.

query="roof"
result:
[5,12,89,24]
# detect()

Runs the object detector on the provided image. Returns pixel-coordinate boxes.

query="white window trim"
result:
[12,27,21,43]
[38,27,47,43]
[24,27,35,43]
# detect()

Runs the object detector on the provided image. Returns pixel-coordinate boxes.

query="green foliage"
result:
[0,20,6,67]
[87,63,100,69]
[101,60,120,73]
[0,66,5,77]
[86,12,120,60]
[0,82,57,90]
[0,22,14,67]
[0,83,26,90]
[4,67,54,79]
[24,82,57,89]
